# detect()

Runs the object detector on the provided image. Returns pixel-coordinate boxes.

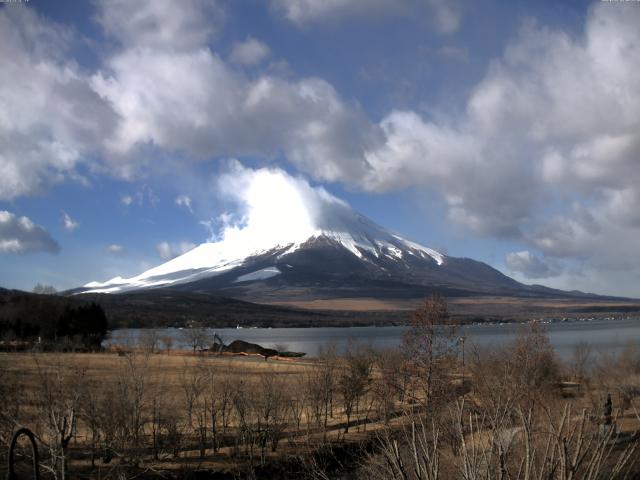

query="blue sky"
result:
[1,0,640,297]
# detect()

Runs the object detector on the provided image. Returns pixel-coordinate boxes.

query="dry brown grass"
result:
[1,349,398,477]
[264,295,640,320]
[1,350,314,402]
[4,345,640,479]
[264,297,418,311]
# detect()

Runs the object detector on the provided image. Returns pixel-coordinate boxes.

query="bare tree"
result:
[182,326,210,353]
[108,353,149,467]
[186,362,210,458]
[338,346,372,433]
[78,377,108,470]
[258,371,289,457]
[372,348,405,424]
[33,358,83,480]
[306,353,337,439]
[33,283,57,295]
[509,321,559,407]
[365,414,440,480]
[0,356,22,454]
[148,375,166,461]
[571,341,593,382]
[288,382,306,435]
[156,409,183,459]
[159,335,174,354]
[140,328,160,354]
[365,397,638,480]
[210,369,234,453]
[403,294,458,407]
[230,377,258,464]
[180,364,205,430]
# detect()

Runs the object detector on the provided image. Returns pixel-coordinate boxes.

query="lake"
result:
[107,316,640,360]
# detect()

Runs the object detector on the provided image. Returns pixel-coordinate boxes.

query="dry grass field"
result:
[3,311,640,479]
[269,295,640,321]
[1,350,313,398]
[0,347,411,479]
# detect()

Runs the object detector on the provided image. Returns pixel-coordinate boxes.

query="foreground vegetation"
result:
[1,296,640,479]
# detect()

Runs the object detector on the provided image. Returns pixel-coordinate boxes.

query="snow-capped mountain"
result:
[78,202,540,300]
[82,210,444,293]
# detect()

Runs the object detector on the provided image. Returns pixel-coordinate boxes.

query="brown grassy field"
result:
[0,348,408,478]
[1,350,315,400]
[3,320,640,479]
[268,295,640,320]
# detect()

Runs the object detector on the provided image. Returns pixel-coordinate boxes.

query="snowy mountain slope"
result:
[76,196,546,302]
[68,165,626,306]
[82,227,445,293]
[80,212,447,294]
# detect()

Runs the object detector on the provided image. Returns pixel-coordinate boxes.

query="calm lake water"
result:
[107,316,640,360]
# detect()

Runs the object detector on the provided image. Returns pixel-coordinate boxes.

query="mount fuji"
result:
[76,168,580,303]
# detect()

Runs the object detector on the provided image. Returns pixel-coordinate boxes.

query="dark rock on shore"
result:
[213,338,305,358]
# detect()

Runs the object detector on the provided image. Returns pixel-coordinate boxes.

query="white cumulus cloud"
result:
[426,0,462,34]
[505,251,557,279]
[270,0,462,32]
[62,211,79,232]
[0,7,118,200]
[271,0,397,24]
[357,4,640,247]
[106,244,124,255]
[0,211,60,254]
[96,0,221,50]
[1,2,379,196]
[230,37,271,66]
[4,0,640,296]
[175,194,193,213]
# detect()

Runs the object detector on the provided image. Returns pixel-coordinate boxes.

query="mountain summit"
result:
[78,167,585,302]
[80,201,552,301]
[82,207,450,294]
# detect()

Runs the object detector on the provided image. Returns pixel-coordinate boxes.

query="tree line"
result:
[0,290,108,349]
